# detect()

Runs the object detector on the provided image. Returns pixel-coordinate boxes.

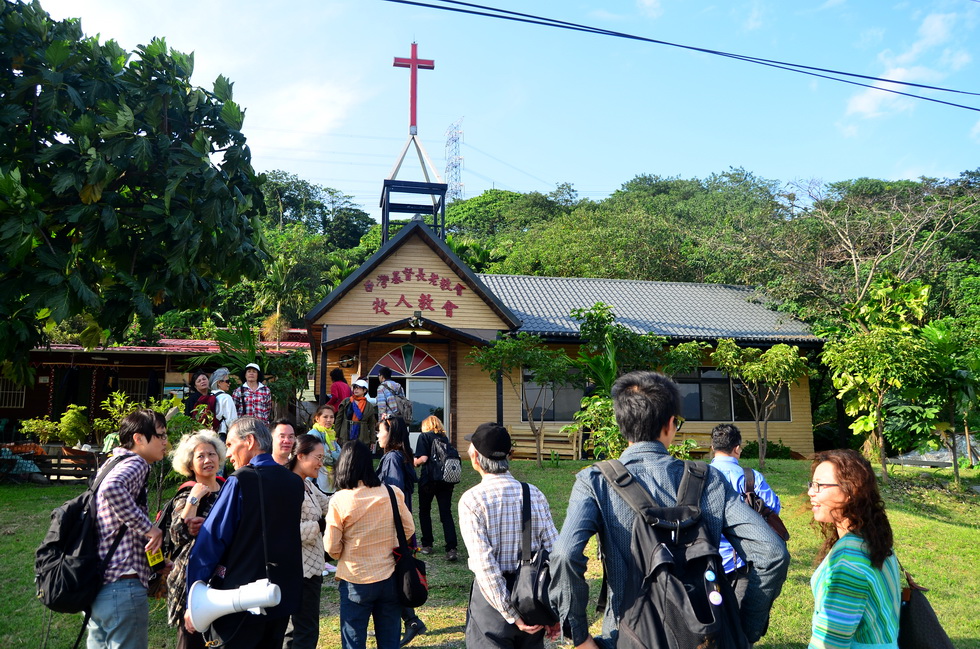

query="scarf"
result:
[348,397,368,440]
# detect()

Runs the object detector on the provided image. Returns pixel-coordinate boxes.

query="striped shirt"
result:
[458,471,559,624]
[95,450,155,586]
[809,532,901,649]
[325,483,415,584]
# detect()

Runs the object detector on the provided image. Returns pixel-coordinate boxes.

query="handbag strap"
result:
[385,485,410,549]
[519,482,532,566]
[247,465,273,581]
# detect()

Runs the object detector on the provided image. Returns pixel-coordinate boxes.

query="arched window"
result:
[369,345,446,378]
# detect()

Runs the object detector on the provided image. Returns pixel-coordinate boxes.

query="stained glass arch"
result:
[370,344,447,378]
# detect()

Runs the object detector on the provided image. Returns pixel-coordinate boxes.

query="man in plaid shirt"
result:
[458,423,559,648]
[88,409,169,649]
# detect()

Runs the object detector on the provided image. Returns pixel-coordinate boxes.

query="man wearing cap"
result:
[209,368,239,440]
[233,363,272,423]
[335,379,378,449]
[458,423,559,649]
[548,371,789,649]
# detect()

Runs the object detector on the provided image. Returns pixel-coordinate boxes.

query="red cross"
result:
[393,42,434,135]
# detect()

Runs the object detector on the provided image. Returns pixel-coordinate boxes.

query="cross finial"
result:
[393,42,435,136]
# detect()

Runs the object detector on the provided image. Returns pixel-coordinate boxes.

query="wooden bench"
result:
[886,458,952,469]
[34,447,103,482]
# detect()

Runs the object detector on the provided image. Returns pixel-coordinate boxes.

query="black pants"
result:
[211,612,289,649]
[285,575,323,649]
[418,481,457,551]
[464,580,545,649]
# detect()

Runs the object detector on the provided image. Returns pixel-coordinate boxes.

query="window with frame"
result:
[119,378,161,403]
[675,368,790,422]
[521,372,584,422]
[0,377,26,409]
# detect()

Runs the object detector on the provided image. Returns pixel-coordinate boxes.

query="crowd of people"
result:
[83,369,903,649]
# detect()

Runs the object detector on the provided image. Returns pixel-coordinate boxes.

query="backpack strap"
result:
[741,466,755,495]
[519,482,532,566]
[676,460,708,509]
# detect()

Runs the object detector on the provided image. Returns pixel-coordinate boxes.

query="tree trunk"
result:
[875,399,889,484]
[533,421,543,468]
[754,418,766,472]
[948,400,960,488]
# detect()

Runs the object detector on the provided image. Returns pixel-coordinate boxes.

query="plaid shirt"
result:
[95,450,154,586]
[458,471,558,624]
[376,380,404,420]
[233,382,272,422]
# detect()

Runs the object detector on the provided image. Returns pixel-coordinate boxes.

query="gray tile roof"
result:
[477,274,818,344]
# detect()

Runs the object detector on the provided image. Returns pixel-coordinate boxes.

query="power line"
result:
[381,0,980,113]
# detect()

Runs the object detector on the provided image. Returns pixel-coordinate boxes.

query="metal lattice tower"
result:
[444,117,464,204]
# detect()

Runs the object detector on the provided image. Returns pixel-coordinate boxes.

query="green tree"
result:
[0,4,267,383]
[710,339,808,469]
[468,332,573,467]
[821,278,938,480]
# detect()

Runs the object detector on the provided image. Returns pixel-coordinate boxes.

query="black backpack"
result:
[35,455,131,616]
[741,467,790,542]
[153,480,196,560]
[428,435,461,484]
[596,460,748,649]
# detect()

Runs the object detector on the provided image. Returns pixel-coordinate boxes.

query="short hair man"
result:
[87,409,169,649]
[710,423,783,606]
[376,366,406,422]
[185,417,304,648]
[549,371,789,649]
[271,419,296,465]
[458,423,559,648]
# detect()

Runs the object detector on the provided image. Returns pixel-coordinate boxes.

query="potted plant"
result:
[57,404,91,448]
[19,416,59,446]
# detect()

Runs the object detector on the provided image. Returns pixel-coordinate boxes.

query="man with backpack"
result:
[88,409,169,649]
[376,366,409,423]
[549,371,789,649]
[710,423,785,610]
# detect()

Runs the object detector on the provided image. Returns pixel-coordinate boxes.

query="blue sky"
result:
[42,0,980,220]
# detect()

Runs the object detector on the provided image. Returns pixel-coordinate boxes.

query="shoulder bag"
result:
[385,485,428,607]
[898,566,954,649]
[509,482,558,626]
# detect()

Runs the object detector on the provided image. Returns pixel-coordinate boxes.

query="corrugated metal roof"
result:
[40,339,308,354]
[477,274,817,343]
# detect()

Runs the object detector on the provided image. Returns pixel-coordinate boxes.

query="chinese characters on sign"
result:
[366,266,466,318]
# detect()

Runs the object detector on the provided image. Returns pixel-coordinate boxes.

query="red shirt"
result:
[328,381,352,411]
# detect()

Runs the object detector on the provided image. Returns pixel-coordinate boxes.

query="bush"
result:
[742,438,793,459]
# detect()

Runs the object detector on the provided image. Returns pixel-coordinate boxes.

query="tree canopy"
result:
[0,2,267,382]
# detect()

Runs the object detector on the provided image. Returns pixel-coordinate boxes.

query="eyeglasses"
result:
[807,481,840,493]
[311,455,325,464]
[673,415,685,432]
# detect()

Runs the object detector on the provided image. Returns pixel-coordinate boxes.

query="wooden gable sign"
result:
[306,221,519,333]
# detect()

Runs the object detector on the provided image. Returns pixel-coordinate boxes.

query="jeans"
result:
[86,578,149,649]
[419,481,458,551]
[339,575,401,649]
[285,575,323,649]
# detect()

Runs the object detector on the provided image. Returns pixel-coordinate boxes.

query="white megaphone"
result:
[187,578,281,633]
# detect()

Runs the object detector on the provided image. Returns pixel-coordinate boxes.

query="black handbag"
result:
[509,482,558,626]
[898,568,954,649]
[385,485,428,607]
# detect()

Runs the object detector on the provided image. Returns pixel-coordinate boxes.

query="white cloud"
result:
[857,27,885,50]
[743,1,764,31]
[836,121,859,138]
[971,119,980,143]
[940,49,972,71]
[890,13,955,66]
[637,0,663,19]
[845,66,938,118]
[819,0,846,8]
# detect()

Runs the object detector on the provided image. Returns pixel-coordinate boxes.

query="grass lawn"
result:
[3,457,978,648]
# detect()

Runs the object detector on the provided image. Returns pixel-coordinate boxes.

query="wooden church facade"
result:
[305,221,821,459]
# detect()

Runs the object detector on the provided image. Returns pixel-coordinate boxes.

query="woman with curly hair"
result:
[166,430,226,649]
[807,449,901,649]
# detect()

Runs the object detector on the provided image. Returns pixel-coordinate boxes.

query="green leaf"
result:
[213,75,234,102]
[44,40,71,69]
[220,100,244,131]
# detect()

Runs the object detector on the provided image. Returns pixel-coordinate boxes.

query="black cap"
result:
[465,422,512,460]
